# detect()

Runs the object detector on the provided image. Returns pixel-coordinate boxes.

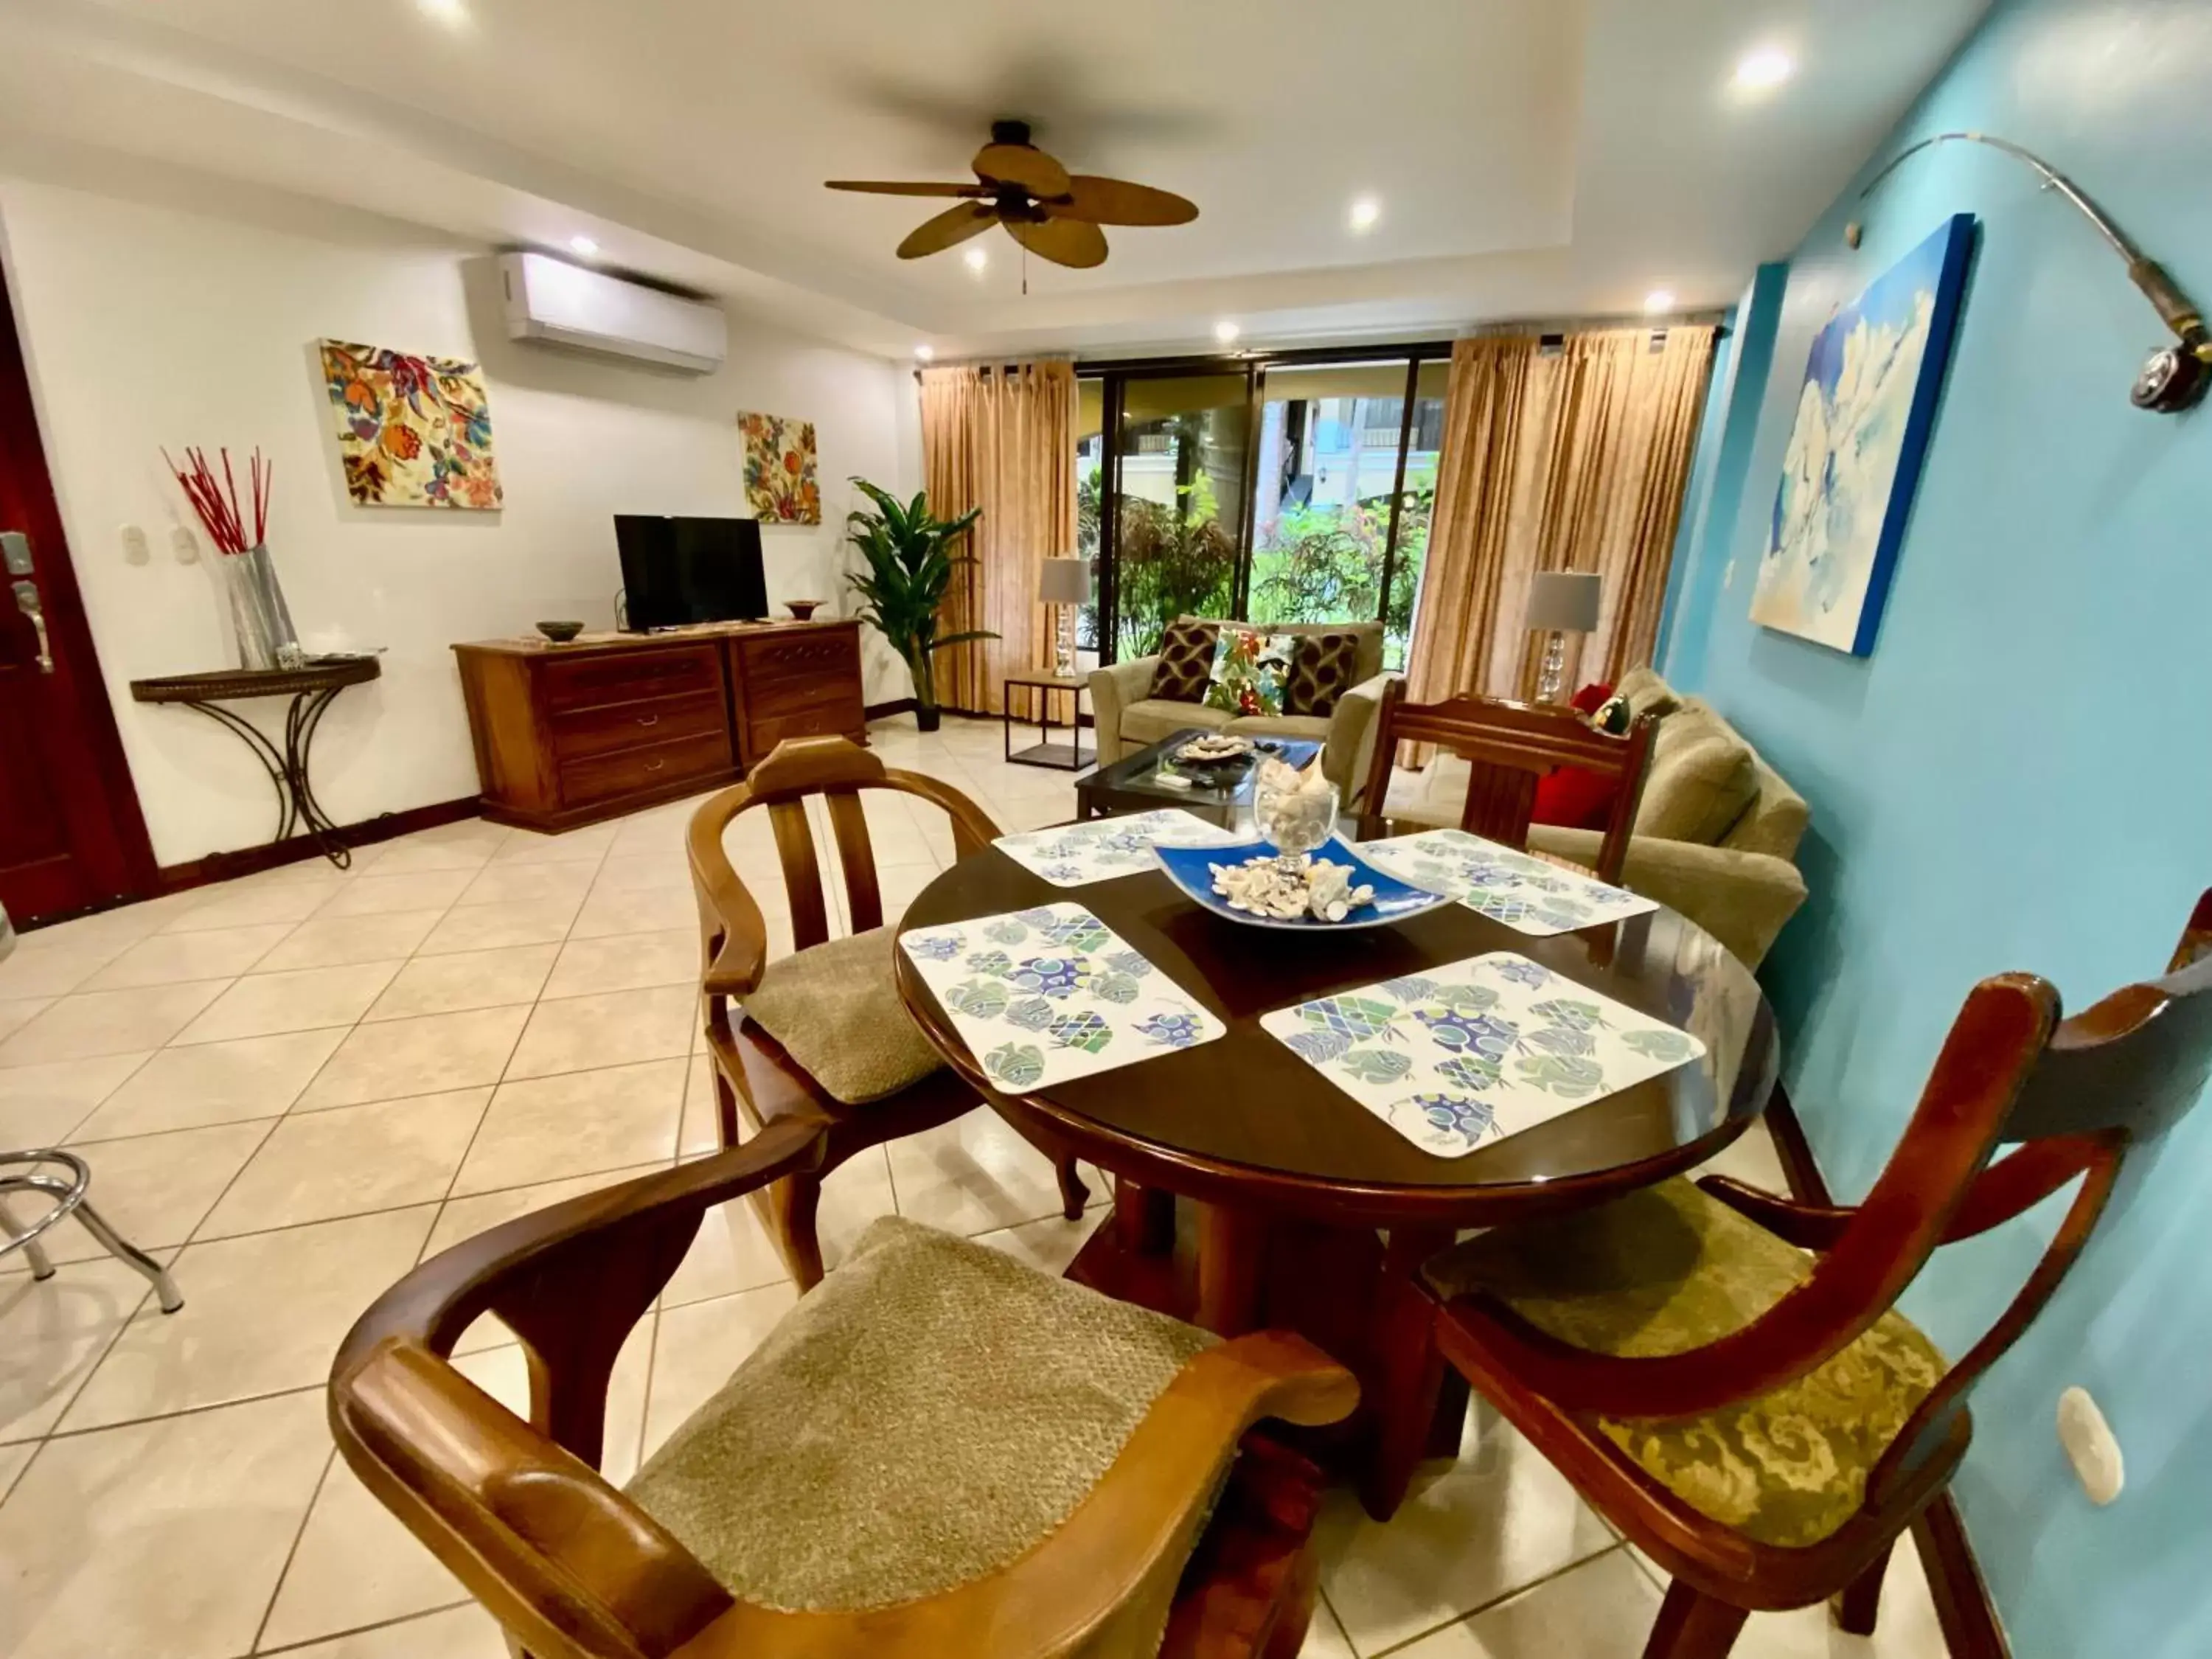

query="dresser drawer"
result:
[557,729,731,808]
[734,630,860,688]
[748,705,861,757]
[542,643,722,712]
[551,689,726,762]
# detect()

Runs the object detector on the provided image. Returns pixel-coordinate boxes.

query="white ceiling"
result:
[0,0,1990,360]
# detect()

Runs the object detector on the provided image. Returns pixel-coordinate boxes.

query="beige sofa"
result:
[1397,667,1809,968]
[1088,618,1396,807]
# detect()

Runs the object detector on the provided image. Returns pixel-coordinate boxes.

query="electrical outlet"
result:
[2057,1386,2124,1504]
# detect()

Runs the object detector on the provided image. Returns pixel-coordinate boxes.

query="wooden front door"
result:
[0,260,155,924]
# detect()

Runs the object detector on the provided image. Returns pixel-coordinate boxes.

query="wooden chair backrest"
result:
[1357,681,1657,883]
[1858,891,2212,1499]
[686,736,1001,1002]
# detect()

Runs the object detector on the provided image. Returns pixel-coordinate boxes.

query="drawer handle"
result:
[636,714,660,727]
[644,758,666,773]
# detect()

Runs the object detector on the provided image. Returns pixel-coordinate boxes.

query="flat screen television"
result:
[615,515,766,630]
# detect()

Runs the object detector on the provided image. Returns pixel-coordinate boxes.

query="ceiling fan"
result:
[826,119,1197,270]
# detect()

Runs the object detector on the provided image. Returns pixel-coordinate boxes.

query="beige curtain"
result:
[1403,325,1716,711]
[918,361,1077,714]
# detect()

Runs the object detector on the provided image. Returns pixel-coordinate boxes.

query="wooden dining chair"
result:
[1356,681,1658,883]
[689,734,1088,1290]
[328,1117,1363,1659]
[1383,889,2212,1658]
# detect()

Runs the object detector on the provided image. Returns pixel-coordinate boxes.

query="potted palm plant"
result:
[844,479,996,731]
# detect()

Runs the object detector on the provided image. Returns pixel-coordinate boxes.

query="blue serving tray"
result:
[1151,835,1450,931]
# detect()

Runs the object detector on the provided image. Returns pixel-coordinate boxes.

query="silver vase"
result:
[218,544,304,671]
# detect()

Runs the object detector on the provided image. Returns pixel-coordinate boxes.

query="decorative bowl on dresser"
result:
[453,619,866,830]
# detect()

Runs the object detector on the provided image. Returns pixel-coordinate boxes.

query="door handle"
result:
[11,580,54,675]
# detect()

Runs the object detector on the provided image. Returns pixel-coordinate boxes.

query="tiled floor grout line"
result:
[248,1446,340,1656]
[1361,1541,1630,1658]
[251,1599,477,1658]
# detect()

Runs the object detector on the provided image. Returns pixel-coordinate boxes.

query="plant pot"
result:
[914,704,942,733]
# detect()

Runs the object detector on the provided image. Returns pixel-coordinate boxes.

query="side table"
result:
[1002,672,1091,771]
[130,656,382,868]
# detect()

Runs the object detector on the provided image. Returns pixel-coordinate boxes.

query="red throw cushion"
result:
[1569,681,1614,714]
[1531,766,1619,830]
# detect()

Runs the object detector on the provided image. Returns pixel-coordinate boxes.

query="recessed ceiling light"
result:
[1214,321,1242,345]
[1733,46,1795,91]
[568,235,599,257]
[1349,196,1381,233]
[1644,288,1677,315]
[962,246,989,274]
[416,0,467,24]
[914,344,935,361]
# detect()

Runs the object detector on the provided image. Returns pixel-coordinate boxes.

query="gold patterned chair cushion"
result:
[1150,619,1220,703]
[626,1214,1216,1613]
[737,926,942,1105]
[1282,630,1363,717]
[1422,1178,1946,1548]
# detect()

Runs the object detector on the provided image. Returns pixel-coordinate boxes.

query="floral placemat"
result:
[1358,828,1658,936]
[1259,951,1705,1158]
[900,902,1225,1090]
[994,809,1244,888]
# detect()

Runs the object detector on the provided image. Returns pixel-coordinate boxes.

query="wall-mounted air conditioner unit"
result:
[498,252,727,374]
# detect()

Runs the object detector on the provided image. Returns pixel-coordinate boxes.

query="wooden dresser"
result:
[453,619,866,830]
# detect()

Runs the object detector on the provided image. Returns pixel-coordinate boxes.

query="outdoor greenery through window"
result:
[1075,349,1447,673]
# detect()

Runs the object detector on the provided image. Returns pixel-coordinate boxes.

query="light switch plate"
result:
[121,524,151,565]
[170,526,201,565]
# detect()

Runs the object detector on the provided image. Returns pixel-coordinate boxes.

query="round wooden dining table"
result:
[893,839,1780,1506]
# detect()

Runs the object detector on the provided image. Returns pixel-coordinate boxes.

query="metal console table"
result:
[130,655,382,868]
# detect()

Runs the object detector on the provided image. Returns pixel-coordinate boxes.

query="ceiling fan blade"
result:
[1005,215,1107,270]
[897,203,999,260]
[972,141,1071,198]
[1050,175,1200,227]
[826,180,991,197]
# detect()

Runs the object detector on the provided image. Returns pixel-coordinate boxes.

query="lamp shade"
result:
[1526,570,1601,633]
[1040,557,1092,605]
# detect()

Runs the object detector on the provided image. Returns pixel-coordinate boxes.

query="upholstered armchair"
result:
[328,1119,1361,1659]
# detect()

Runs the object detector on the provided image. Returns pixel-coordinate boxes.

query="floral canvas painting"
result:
[1262,951,1706,1158]
[1749,214,1975,654]
[320,341,502,510]
[738,411,821,524]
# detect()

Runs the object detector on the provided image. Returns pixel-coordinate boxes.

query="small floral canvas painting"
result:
[738,411,821,524]
[321,341,501,510]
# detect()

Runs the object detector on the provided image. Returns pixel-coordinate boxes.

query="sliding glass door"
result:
[1081,345,1448,669]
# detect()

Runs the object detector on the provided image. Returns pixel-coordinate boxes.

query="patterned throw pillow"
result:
[1150,620,1218,703]
[1282,630,1363,718]
[1203,628,1290,717]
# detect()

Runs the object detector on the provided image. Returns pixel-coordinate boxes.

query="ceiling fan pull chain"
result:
[1023,243,1029,297]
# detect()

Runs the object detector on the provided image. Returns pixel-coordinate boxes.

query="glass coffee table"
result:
[1074,728,1324,829]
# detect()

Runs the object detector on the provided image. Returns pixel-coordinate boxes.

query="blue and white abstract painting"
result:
[1750,213,1975,655]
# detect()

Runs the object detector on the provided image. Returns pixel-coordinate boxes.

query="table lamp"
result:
[1526,570,1601,703]
[1040,557,1091,678]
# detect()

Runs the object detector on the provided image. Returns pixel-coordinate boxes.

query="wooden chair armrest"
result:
[335,1340,733,1659]
[669,1332,1359,1659]
[687,785,771,998]
[1694,1176,1854,1248]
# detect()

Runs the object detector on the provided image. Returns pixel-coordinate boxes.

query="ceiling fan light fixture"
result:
[416,0,467,25]
[963,246,989,274]
[567,235,599,257]
[1214,321,1242,345]
[914,344,935,361]
[1644,288,1677,315]
[1349,196,1381,233]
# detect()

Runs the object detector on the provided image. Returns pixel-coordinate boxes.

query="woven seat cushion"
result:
[737,927,942,1105]
[1424,1178,1945,1548]
[626,1214,1216,1613]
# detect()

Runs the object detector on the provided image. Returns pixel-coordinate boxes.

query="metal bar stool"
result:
[0,905,183,1311]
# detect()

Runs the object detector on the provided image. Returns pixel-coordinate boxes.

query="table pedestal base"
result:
[1071,1180,1467,1519]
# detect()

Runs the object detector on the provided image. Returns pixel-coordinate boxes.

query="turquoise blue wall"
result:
[1660,0,2212,1650]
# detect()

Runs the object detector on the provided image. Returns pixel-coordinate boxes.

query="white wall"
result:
[0,176,920,866]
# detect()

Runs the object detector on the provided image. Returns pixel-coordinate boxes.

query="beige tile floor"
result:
[0,715,1944,1659]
